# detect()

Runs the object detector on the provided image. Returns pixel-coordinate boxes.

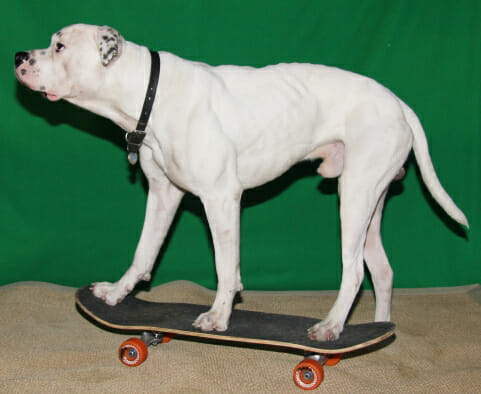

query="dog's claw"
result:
[193,311,228,332]
[91,281,128,306]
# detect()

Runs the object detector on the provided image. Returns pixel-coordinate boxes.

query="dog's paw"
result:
[193,311,228,332]
[307,321,343,341]
[91,281,129,306]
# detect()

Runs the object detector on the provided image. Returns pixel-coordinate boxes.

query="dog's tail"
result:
[401,101,469,227]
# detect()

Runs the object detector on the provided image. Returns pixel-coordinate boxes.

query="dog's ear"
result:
[98,26,124,66]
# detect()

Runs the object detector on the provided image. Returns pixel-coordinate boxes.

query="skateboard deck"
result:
[76,286,395,390]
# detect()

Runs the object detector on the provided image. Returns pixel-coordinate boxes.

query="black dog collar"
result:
[125,50,160,165]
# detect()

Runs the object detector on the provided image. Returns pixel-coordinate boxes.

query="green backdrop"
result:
[1,1,479,290]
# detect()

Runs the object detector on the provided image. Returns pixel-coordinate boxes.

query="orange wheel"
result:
[325,353,343,366]
[293,358,324,390]
[162,333,174,343]
[119,338,148,367]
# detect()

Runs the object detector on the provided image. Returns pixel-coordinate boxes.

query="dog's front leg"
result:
[93,167,184,305]
[193,194,242,331]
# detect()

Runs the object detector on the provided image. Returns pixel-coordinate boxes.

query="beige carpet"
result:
[1,281,480,393]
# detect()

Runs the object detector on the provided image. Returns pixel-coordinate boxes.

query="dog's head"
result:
[15,24,124,101]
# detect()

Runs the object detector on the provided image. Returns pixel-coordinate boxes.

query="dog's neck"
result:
[67,41,153,133]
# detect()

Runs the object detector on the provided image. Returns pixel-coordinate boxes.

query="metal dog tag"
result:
[128,152,139,165]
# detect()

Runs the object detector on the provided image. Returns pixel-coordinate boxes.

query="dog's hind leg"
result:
[308,126,409,341]
[308,172,381,340]
[364,189,393,322]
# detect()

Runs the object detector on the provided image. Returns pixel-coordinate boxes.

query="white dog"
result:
[15,24,468,341]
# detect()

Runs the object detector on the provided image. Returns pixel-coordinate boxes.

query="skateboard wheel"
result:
[325,353,342,366]
[119,338,148,367]
[293,359,324,390]
[162,333,174,343]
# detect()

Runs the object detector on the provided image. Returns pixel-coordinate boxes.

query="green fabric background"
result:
[1,1,479,290]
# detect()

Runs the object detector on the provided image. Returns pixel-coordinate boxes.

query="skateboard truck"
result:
[141,332,166,347]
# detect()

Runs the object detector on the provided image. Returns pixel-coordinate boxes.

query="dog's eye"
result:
[55,42,65,53]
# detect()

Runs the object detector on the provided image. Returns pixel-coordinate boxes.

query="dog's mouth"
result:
[41,91,60,101]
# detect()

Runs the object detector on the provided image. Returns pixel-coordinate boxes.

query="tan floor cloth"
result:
[1,281,480,393]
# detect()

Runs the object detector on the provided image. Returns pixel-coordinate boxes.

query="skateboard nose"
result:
[15,52,30,68]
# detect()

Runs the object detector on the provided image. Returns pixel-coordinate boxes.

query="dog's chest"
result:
[142,134,194,191]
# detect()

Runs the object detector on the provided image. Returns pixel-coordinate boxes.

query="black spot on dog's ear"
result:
[98,26,123,66]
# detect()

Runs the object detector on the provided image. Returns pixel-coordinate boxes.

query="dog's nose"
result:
[15,52,30,68]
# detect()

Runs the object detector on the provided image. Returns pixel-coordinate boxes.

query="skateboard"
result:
[76,286,395,390]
